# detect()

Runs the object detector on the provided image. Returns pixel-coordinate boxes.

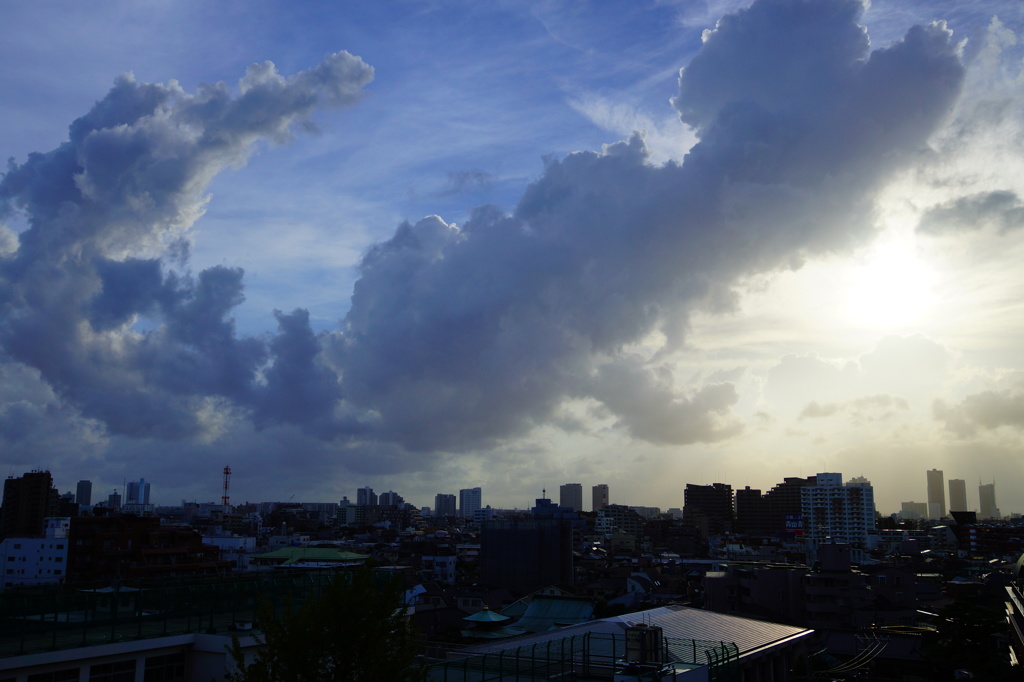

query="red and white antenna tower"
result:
[222,466,231,507]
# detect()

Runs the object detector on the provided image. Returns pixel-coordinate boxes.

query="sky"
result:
[2,0,1024,516]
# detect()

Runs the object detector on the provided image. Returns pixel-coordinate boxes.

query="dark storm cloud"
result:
[917,190,1024,234]
[0,0,967,463]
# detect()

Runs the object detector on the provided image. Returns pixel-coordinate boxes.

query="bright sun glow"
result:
[845,240,937,328]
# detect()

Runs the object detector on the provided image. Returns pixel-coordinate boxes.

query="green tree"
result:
[227,567,424,681]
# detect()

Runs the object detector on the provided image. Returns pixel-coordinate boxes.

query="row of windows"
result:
[21,652,186,682]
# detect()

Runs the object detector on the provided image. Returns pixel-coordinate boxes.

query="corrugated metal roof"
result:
[460,604,811,660]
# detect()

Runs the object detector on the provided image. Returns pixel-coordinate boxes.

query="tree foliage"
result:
[227,566,423,682]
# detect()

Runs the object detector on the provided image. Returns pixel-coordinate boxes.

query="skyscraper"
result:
[76,480,92,507]
[592,484,609,511]
[948,478,968,512]
[559,483,583,512]
[126,478,151,505]
[979,482,1000,520]
[926,469,945,519]
[434,493,457,518]
[459,487,482,518]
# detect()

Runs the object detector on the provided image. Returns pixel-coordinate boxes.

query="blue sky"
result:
[2,0,1024,516]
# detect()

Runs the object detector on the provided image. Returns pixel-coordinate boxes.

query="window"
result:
[144,653,186,682]
[28,670,79,682]
[89,660,136,682]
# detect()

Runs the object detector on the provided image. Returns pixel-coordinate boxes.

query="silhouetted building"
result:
[948,478,967,512]
[763,476,813,535]
[356,486,377,507]
[434,493,457,518]
[76,480,92,507]
[684,483,733,535]
[68,515,230,583]
[979,482,1000,520]
[734,486,767,534]
[1,471,60,540]
[126,478,151,505]
[560,483,583,512]
[926,469,945,519]
[592,484,609,511]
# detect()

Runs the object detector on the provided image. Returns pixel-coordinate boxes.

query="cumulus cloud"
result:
[0,0,969,470]
[934,390,1024,436]
[0,52,373,440]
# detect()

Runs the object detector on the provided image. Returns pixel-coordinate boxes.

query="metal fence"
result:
[425,631,739,681]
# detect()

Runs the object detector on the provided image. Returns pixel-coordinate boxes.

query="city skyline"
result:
[2,1,1024,515]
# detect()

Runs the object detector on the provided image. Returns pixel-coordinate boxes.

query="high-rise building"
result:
[378,490,404,506]
[592,484,609,512]
[0,471,60,540]
[801,472,875,547]
[734,486,767,534]
[356,486,377,507]
[926,469,946,519]
[126,478,151,505]
[763,476,814,534]
[684,483,734,535]
[559,483,583,512]
[434,493,457,518]
[107,491,122,509]
[76,480,92,507]
[459,487,482,518]
[948,479,968,512]
[979,482,1000,520]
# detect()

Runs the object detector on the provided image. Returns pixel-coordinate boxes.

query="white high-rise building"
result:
[559,483,583,511]
[592,484,609,511]
[459,487,482,518]
[801,473,876,548]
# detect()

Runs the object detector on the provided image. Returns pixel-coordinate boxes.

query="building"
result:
[1,471,60,540]
[126,478,151,505]
[0,517,70,590]
[76,480,92,507]
[479,518,574,594]
[800,473,875,548]
[592,484,609,512]
[684,483,733,535]
[926,469,945,519]
[356,486,377,507]
[763,476,813,535]
[899,501,928,520]
[459,487,482,518]
[559,483,583,512]
[948,478,968,512]
[979,482,1000,520]
[434,493,457,518]
[734,486,768,534]
[378,490,404,506]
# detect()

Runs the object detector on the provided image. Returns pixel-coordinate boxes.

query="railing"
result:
[425,632,739,681]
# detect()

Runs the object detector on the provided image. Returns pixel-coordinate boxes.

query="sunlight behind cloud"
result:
[845,239,937,329]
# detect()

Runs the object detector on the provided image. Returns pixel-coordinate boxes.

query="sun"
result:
[845,239,936,329]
